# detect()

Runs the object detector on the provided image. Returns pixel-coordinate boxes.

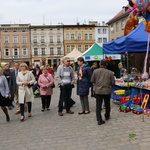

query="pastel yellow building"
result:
[63,24,95,55]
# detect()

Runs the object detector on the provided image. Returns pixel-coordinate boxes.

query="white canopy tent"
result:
[62,48,82,62]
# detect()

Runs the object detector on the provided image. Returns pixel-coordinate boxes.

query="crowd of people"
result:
[0,57,115,125]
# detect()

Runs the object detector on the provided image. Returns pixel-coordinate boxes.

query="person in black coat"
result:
[32,65,42,81]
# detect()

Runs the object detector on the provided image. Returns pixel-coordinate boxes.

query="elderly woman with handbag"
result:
[16,63,35,122]
[0,67,11,122]
[38,67,54,112]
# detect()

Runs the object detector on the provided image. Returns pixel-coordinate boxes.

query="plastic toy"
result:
[119,99,135,113]
[132,105,143,114]
[143,108,150,116]
[118,104,131,113]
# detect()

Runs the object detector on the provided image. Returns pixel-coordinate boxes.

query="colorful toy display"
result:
[118,99,135,113]
[132,105,143,114]
[143,108,150,116]
[119,104,131,113]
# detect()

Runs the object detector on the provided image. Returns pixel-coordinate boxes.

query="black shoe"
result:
[66,110,74,114]
[98,120,105,125]
[6,114,10,122]
[8,106,13,110]
[78,111,85,115]
[20,116,25,122]
[47,108,50,111]
[105,117,110,121]
[41,109,45,112]
[58,112,64,116]
[105,115,110,121]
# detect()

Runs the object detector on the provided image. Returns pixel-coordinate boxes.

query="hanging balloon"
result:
[124,12,139,35]
[134,0,149,12]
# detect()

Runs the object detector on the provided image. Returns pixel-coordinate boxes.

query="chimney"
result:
[102,21,105,26]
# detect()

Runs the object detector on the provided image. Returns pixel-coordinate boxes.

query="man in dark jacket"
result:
[91,59,115,125]
[10,62,20,114]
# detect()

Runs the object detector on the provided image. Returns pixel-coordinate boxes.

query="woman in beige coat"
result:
[16,63,35,121]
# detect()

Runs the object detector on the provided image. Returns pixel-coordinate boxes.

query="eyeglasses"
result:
[67,60,70,62]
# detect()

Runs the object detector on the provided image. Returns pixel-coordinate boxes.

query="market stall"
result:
[103,22,150,110]
[75,43,121,77]
[103,22,150,54]
[62,48,82,62]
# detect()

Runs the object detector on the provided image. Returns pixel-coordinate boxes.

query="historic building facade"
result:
[0,24,31,66]
[63,24,95,55]
[31,25,64,68]
[95,21,108,47]
[107,8,130,40]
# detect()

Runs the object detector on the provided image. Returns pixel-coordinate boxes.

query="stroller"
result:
[32,81,40,97]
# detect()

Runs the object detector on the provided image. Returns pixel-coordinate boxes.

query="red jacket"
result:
[47,68,54,77]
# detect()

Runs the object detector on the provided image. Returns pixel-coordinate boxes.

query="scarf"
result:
[21,70,28,75]
[43,73,48,78]
[79,66,83,80]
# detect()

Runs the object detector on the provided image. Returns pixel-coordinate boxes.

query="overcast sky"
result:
[0,0,128,25]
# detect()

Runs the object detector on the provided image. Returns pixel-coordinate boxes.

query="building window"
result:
[78,33,81,40]
[22,48,27,56]
[41,36,45,43]
[13,48,19,56]
[103,28,107,34]
[98,29,102,34]
[103,38,107,43]
[85,45,89,51]
[13,37,18,43]
[89,34,92,40]
[84,34,88,40]
[110,24,114,33]
[57,36,61,43]
[22,36,27,43]
[78,45,82,52]
[57,47,61,55]
[121,20,125,29]
[34,48,38,55]
[4,37,9,43]
[66,33,70,40]
[50,47,54,55]
[71,45,74,51]
[66,45,70,53]
[116,22,119,32]
[4,49,9,56]
[33,36,38,43]
[71,34,74,40]
[98,38,102,43]
[50,36,53,43]
[41,48,45,55]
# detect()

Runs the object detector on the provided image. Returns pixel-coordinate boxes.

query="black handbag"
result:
[51,83,55,88]
[27,84,33,88]
[44,76,55,88]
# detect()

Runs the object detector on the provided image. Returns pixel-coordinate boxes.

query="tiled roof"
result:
[107,7,130,24]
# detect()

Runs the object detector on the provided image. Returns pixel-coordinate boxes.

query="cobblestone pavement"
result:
[0,84,150,150]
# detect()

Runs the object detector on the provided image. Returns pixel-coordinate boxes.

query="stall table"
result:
[111,84,150,108]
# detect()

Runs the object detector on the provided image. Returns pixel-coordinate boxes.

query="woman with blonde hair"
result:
[0,67,11,122]
[16,63,35,121]
[38,67,54,111]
